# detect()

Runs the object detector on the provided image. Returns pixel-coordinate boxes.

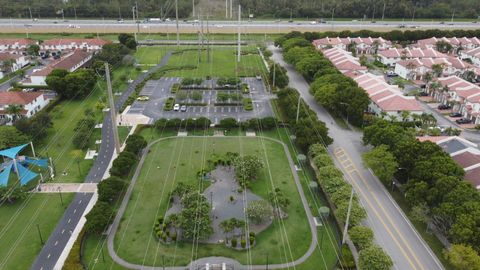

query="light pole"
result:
[296,94,302,123]
[58,187,64,206]
[339,102,350,124]
[342,188,354,245]
[265,253,269,270]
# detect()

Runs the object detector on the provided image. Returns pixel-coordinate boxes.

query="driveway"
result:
[270,45,444,270]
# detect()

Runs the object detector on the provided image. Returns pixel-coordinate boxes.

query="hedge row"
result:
[308,144,366,228]
[243,98,253,111]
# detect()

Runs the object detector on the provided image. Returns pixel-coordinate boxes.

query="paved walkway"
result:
[107,136,318,270]
[35,183,97,193]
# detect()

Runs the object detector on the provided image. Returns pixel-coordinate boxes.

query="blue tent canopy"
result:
[0,144,29,159]
[25,158,48,168]
[17,163,38,186]
[0,162,13,186]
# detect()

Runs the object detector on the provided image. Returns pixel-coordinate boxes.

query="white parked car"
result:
[173,104,180,111]
[180,105,187,112]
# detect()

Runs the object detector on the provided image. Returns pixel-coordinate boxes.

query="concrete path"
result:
[107,136,318,270]
[270,45,444,270]
[35,183,97,193]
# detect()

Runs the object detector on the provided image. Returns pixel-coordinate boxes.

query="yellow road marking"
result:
[334,147,424,270]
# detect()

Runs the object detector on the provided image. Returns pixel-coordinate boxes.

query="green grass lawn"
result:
[113,136,311,266]
[160,46,266,78]
[135,46,170,66]
[0,193,74,270]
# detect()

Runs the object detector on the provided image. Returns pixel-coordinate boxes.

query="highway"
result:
[1,18,479,34]
[270,45,444,270]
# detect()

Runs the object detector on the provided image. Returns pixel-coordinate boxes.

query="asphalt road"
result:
[30,52,172,270]
[1,18,479,34]
[270,45,444,270]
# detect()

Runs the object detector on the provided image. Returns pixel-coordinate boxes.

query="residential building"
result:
[459,47,480,67]
[0,53,30,76]
[312,37,391,54]
[0,92,49,124]
[321,47,367,74]
[394,57,474,81]
[0,38,36,51]
[353,73,423,119]
[418,136,480,189]
[415,37,480,51]
[24,50,92,86]
[432,76,480,123]
[40,38,110,52]
[378,48,446,67]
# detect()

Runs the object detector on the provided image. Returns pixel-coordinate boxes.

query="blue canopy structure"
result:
[25,157,48,168]
[16,162,38,185]
[0,162,13,186]
[0,144,29,159]
[0,143,48,186]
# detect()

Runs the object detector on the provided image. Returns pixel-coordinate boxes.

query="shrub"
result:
[313,154,333,168]
[231,237,238,247]
[125,134,147,155]
[241,237,247,248]
[358,245,393,270]
[349,226,374,250]
[243,98,253,111]
[249,236,255,245]
[171,83,181,93]
[85,201,113,234]
[163,97,175,111]
[339,244,356,269]
[219,118,238,129]
[109,151,138,177]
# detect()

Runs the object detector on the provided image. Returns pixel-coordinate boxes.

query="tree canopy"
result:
[46,69,97,99]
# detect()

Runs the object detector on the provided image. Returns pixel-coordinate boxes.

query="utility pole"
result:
[272,63,276,89]
[207,6,211,63]
[198,30,201,63]
[74,6,78,21]
[230,0,233,19]
[36,224,44,245]
[342,188,355,244]
[192,0,195,18]
[225,0,228,18]
[175,0,180,48]
[266,253,269,270]
[296,94,302,123]
[237,5,241,62]
[136,1,140,37]
[381,1,386,21]
[132,6,137,41]
[451,10,455,23]
[28,7,33,21]
[105,63,121,154]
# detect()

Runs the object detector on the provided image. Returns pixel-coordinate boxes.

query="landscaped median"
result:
[308,143,393,270]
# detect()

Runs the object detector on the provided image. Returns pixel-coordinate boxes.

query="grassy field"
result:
[112,136,310,266]
[0,193,74,270]
[158,46,266,78]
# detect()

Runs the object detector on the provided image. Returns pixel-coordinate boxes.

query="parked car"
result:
[437,104,451,110]
[180,105,187,112]
[256,75,262,81]
[419,92,429,97]
[173,104,180,111]
[456,118,472,124]
[449,112,463,118]
[136,96,149,101]
[386,71,398,77]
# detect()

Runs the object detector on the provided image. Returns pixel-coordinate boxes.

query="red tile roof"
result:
[464,167,480,189]
[42,38,110,47]
[416,136,454,143]
[31,50,91,77]
[0,92,42,105]
[0,38,35,46]
[0,53,22,61]
[452,151,480,168]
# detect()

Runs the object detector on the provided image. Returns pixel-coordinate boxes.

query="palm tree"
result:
[406,62,417,80]
[1,59,15,73]
[220,219,235,240]
[401,111,411,122]
[5,104,23,123]
[388,114,398,123]
[431,64,444,78]
[380,111,387,119]
[372,39,380,55]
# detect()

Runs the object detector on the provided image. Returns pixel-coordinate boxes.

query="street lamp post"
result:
[58,187,64,206]
[339,102,350,124]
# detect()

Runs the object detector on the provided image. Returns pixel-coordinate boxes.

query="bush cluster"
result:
[243,98,253,111]
[277,88,333,151]
[181,78,203,86]
[154,117,212,130]
[163,97,175,111]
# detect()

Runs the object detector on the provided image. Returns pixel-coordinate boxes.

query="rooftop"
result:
[0,92,43,105]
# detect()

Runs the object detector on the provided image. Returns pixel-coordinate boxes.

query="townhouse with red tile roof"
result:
[312,37,392,54]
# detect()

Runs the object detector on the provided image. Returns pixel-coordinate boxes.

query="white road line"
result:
[47,254,51,259]
[54,241,58,246]
[61,229,65,234]
[67,219,71,224]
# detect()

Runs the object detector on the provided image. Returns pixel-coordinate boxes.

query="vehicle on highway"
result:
[117,19,124,23]
[437,104,451,110]
[309,21,317,25]
[456,118,472,124]
[137,96,150,101]
[256,75,262,81]
[449,112,463,118]
[180,105,187,112]
[398,24,406,28]
[173,104,180,111]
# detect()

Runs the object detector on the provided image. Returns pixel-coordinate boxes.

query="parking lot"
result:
[127,77,275,123]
